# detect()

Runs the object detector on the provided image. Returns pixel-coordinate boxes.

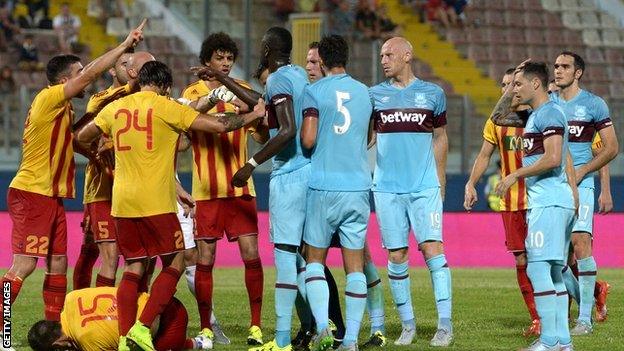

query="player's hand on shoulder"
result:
[122,18,147,49]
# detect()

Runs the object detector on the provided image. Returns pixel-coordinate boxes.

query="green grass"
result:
[3,268,623,350]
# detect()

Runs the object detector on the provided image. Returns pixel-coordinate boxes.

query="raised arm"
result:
[464,140,496,210]
[64,19,146,99]
[192,66,263,107]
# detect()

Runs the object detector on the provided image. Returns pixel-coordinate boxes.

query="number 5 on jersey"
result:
[335,91,351,134]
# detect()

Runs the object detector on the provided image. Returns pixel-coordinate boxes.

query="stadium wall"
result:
[1,171,623,212]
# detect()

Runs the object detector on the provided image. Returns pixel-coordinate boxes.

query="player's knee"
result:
[275,243,298,253]
[420,241,444,260]
[183,248,198,266]
[10,256,38,279]
[514,252,527,266]
[388,247,408,264]
[46,255,67,274]
[100,243,118,264]
[239,238,260,261]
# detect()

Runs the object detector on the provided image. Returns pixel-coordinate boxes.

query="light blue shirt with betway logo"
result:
[369,78,447,193]
[550,89,612,189]
[522,101,574,209]
[265,64,310,177]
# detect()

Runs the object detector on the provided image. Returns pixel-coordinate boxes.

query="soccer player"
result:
[551,52,618,335]
[463,67,540,336]
[369,37,452,347]
[76,61,265,350]
[1,20,146,323]
[301,34,373,351]
[301,39,387,349]
[27,287,212,351]
[493,61,577,351]
[180,32,268,346]
[72,49,144,290]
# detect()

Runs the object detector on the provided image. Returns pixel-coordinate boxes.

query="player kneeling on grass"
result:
[76,60,266,351]
[27,287,212,351]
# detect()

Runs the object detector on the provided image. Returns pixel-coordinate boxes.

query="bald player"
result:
[369,37,452,347]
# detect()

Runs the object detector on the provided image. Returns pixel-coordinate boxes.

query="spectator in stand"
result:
[402,0,428,23]
[0,5,20,50]
[328,0,354,39]
[53,2,81,53]
[274,0,295,22]
[0,65,15,94]
[355,0,379,39]
[18,34,44,71]
[25,0,50,28]
[377,4,401,40]
[431,0,468,28]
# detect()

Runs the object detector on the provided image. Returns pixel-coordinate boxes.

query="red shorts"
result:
[195,196,258,242]
[83,201,116,242]
[8,188,67,257]
[115,213,184,260]
[501,210,528,252]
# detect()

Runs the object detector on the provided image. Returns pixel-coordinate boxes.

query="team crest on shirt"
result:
[573,105,587,119]
[414,93,427,107]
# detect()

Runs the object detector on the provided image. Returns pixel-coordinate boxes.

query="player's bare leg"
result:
[95,241,119,287]
[515,252,540,336]
[387,247,416,346]
[2,255,38,308]
[238,235,264,345]
[420,241,453,347]
[570,232,594,335]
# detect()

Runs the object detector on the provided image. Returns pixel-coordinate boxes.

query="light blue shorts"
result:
[303,189,370,250]
[373,187,443,250]
[572,187,594,235]
[526,206,575,263]
[269,164,311,246]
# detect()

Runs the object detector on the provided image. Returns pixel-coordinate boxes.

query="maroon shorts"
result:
[8,188,67,257]
[501,210,528,253]
[195,196,258,242]
[83,201,116,242]
[115,213,184,260]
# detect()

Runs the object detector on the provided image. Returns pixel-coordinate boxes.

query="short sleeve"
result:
[482,119,497,145]
[302,85,319,119]
[45,84,67,109]
[160,97,199,132]
[433,88,447,128]
[266,72,293,103]
[94,103,113,136]
[536,109,566,137]
[593,97,612,131]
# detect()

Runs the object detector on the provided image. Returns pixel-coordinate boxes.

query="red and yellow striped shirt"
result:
[483,118,527,212]
[83,84,131,204]
[10,84,76,198]
[181,80,256,201]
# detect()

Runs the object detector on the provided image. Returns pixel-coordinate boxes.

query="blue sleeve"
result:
[266,72,293,102]
[302,85,319,119]
[433,87,447,127]
[536,108,566,137]
[592,96,612,130]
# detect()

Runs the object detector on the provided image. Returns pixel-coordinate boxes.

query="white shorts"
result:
[177,202,196,249]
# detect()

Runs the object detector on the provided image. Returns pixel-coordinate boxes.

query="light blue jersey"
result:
[550,89,612,189]
[302,73,372,191]
[265,64,310,176]
[522,101,574,210]
[369,79,447,193]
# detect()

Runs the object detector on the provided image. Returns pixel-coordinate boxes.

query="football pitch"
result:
[3,268,622,350]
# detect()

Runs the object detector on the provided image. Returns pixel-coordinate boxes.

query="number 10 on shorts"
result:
[527,231,544,249]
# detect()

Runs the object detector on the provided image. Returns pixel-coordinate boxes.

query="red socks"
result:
[139,267,181,327]
[244,258,264,327]
[2,272,23,305]
[139,258,157,293]
[95,274,116,287]
[195,263,214,330]
[117,272,141,336]
[73,242,99,289]
[43,273,67,321]
[516,264,539,320]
